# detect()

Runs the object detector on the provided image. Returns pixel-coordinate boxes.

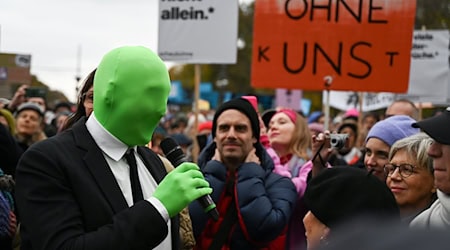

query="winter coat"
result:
[189,142,297,249]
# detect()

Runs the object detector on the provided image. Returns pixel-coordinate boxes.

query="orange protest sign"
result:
[251,0,416,92]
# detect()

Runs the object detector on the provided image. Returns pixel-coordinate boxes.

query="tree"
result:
[415,0,450,29]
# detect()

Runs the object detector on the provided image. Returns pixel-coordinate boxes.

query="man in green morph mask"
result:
[15,46,212,250]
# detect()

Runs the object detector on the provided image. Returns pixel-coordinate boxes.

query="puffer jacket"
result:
[189,142,297,249]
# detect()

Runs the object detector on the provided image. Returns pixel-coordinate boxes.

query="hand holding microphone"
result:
[153,162,212,218]
[159,137,219,221]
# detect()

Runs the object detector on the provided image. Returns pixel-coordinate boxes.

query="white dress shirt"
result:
[86,112,171,249]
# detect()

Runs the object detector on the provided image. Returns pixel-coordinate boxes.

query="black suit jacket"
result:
[15,118,180,250]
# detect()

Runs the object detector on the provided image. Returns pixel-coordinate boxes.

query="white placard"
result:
[325,91,395,112]
[158,0,238,64]
[326,30,450,109]
[407,30,449,98]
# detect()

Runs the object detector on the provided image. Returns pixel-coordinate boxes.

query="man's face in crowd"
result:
[27,97,46,112]
[428,141,450,194]
[364,137,390,181]
[214,109,256,165]
[385,102,416,119]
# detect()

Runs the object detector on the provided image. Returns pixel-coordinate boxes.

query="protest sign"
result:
[158,0,238,63]
[252,0,416,92]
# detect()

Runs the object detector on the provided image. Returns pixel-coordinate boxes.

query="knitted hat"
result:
[412,107,450,145]
[308,111,323,124]
[366,115,419,147]
[16,102,44,117]
[304,167,399,228]
[344,108,359,120]
[212,98,260,141]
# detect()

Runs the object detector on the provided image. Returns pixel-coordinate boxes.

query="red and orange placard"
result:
[252,0,416,92]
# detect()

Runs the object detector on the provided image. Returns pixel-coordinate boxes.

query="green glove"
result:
[153,162,212,217]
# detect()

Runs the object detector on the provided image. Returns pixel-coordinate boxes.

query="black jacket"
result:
[15,118,180,250]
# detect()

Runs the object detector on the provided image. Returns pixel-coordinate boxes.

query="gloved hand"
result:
[153,162,212,217]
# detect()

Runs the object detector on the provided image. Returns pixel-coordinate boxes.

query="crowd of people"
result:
[0,46,449,250]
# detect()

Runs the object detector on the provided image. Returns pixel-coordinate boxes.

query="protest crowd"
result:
[0,2,449,249]
[0,55,448,249]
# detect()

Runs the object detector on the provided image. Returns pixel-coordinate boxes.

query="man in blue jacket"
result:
[189,98,297,249]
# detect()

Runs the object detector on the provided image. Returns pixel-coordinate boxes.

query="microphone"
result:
[160,137,219,221]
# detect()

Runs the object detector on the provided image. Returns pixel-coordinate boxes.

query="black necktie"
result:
[125,149,144,203]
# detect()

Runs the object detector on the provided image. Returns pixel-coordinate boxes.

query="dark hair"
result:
[362,112,380,122]
[61,69,96,131]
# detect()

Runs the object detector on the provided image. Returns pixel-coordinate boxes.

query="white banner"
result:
[158,0,238,64]
[325,91,395,112]
[407,30,450,99]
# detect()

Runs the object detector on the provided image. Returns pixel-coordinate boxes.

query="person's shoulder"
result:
[410,199,440,228]
[26,130,75,153]
[266,170,296,189]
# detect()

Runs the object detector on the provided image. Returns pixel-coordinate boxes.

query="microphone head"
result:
[160,137,185,166]
[160,137,179,154]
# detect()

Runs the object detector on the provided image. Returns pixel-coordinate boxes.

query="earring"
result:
[319,234,329,246]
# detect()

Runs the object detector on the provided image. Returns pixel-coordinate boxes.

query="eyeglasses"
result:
[384,163,416,178]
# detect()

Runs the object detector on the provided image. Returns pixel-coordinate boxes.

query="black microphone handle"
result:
[163,142,219,221]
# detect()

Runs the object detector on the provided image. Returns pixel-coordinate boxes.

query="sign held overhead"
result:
[158,0,239,64]
[252,0,417,92]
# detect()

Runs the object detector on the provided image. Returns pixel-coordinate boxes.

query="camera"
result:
[329,134,349,149]
[25,87,47,98]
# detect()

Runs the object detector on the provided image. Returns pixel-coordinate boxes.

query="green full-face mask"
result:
[93,46,170,146]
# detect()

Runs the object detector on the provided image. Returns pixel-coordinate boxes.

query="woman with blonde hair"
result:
[385,132,436,224]
[261,108,312,249]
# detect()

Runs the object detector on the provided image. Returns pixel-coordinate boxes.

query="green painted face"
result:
[93,46,170,146]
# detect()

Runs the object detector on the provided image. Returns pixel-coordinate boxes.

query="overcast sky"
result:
[1,0,253,102]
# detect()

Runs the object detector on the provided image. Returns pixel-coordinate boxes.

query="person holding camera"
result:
[327,122,364,168]
[6,85,57,138]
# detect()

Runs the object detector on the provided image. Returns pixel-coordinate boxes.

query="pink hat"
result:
[345,108,359,118]
[275,108,297,123]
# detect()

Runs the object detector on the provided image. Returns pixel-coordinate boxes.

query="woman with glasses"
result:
[60,69,96,131]
[385,132,436,224]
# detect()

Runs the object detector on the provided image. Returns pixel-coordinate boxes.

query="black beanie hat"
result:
[304,167,399,229]
[212,98,260,141]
